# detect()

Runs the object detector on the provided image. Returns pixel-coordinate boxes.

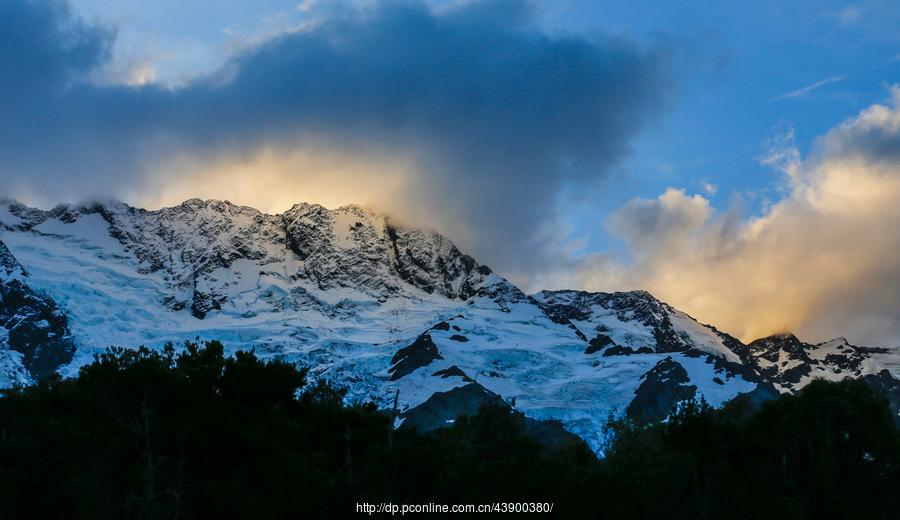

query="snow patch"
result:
[668,310,741,363]
[1,199,842,454]
[0,205,22,227]
[35,213,125,256]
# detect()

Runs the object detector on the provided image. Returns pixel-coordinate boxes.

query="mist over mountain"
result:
[2,198,898,451]
[4,0,900,516]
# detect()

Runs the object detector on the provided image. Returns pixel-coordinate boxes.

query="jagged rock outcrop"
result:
[0,241,76,382]
[626,356,697,424]
[740,333,882,391]
[0,198,897,451]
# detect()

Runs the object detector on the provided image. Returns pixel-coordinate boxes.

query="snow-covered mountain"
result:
[738,333,884,391]
[1,199,898,450]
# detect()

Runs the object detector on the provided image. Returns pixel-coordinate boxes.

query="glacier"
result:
[1,198,898,451]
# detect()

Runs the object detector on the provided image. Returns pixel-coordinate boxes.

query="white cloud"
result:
[547,87,900,346]
[1,0,671,295]
[774,75,845,101]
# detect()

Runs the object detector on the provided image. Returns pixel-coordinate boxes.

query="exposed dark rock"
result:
[282,203,331,262]
[601,345,655,357]
[400,382,584,451]
[162,296,187,312]
[6,198,900,438]
[683,347,762,383]
[389,333,443,381]
[740,333,873,390]
[400,383,504,432]
[859,346,891,355]
[601,345,631,357]
[190,290,224,320]
[626,357,697,424]
[536,292,593,324]
[473,280,532,311]
[384,223,487,300]
[0,242,25,277]
[535,289,715,355]
[0,241,76,381]
[572,327,588,342]
[585,334,615,354]
[432,365,474,382]
[743,334,812,386]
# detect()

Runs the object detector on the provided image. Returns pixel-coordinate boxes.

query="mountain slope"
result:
[1,198,897,450]
[0,240,76,385]
[736,333,890,391]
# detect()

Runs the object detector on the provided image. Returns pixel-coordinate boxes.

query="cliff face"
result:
[0,198,896,451]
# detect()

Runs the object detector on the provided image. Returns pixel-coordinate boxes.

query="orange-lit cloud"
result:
[130,145,477,247]
[538,87,900,346]
[0,0,667,276]
[136,147,415,215]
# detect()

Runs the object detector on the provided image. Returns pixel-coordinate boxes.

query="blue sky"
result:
[5,0,900,342]
[64,0,900,255]
[547,0,900,253]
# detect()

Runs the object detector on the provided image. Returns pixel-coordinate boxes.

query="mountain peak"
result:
[750,331,800,344]
[1,198,898,451]
[285,201,328,215]
[0,241,26,279]
[1,198,504,317]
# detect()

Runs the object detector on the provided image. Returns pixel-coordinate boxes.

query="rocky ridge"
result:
[1,198,898,449]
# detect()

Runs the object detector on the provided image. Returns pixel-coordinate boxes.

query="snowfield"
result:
[1,199,897,451]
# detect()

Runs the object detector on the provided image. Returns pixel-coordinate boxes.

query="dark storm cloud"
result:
[0,0,669,272]
[545,89,900,346]
[0,0,112,96]
[0,0,113,171]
